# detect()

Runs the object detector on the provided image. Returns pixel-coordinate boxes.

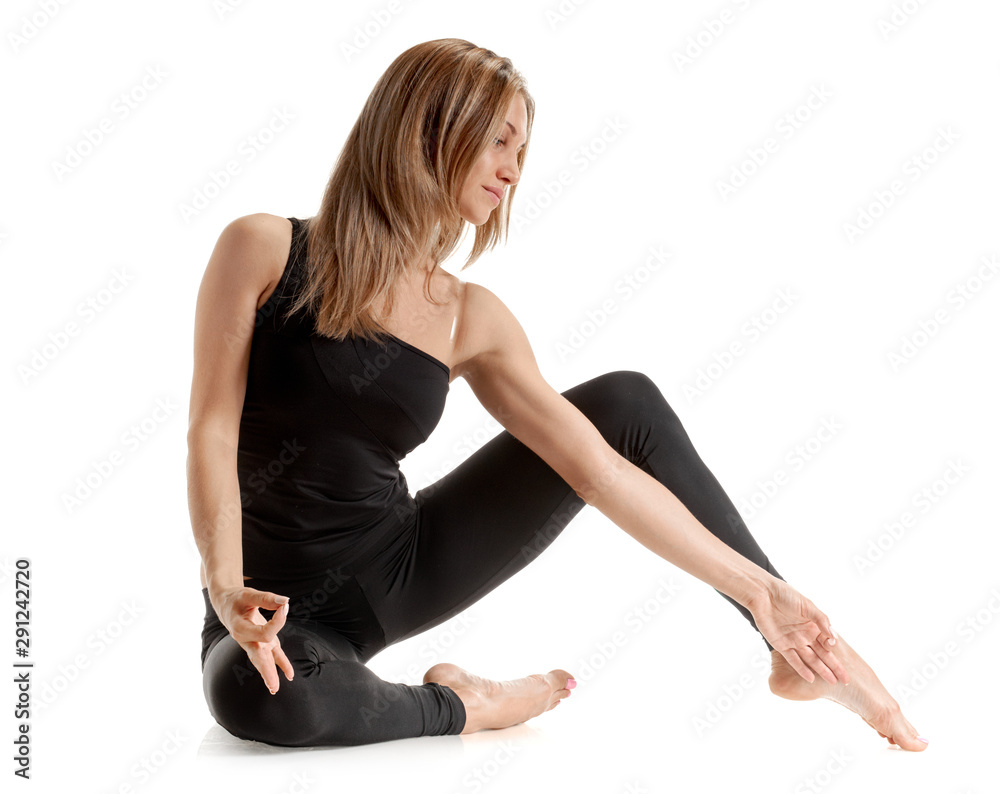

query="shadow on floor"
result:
[196,719,547,759]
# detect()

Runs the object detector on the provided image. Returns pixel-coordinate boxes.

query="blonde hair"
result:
[287,38,535,344]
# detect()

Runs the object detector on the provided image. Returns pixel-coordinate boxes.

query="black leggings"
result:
[200,370,784,746]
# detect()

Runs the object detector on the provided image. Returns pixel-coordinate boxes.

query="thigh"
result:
[363,372,631,646]
[361,369,783,648]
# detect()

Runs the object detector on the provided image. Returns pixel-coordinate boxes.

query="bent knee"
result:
[568,370,683,448]
[201,637,377,747]
[202,636,313,746]
[577,370,669,414]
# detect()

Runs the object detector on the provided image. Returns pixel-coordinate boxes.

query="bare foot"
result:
[424,662,575,735]
[767,637,928,751]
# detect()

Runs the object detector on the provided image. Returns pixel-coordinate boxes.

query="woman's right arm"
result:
[187,214,295,694]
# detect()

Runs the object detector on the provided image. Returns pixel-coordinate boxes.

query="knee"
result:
[569,370,685,447]
[202,634,380,747]
[202,635,326,747]
[595,370,664,406]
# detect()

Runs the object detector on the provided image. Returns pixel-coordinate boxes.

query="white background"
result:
[4,0,998,791]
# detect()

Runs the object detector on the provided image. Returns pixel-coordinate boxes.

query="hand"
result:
[746,579,849,686]
[211,586,295,694]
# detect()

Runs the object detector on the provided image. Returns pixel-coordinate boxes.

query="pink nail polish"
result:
[566,678,577,690]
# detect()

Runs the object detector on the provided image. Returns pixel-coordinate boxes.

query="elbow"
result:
[186,423,240,482]
[187,419,239,450]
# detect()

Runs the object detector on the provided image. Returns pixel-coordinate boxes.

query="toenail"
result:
[566,678,577,690]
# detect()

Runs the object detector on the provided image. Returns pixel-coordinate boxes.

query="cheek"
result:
[463,167,483,192]
[460,156,495,203]
[462,173,485,202]
[474,155,497,179]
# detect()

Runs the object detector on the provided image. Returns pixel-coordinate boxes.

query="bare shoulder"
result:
[218,212,291,250]
[448,281,613,496]
[452,280,536,382]
[211,213,293,307]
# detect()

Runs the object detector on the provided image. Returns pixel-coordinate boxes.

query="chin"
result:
[458,197,496,226]
[460,211,491,226]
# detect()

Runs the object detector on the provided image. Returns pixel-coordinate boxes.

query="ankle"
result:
[451,685,486,733]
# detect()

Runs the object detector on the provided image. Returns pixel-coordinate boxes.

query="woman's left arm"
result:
[580,460,847,685]
[455,283,847,686]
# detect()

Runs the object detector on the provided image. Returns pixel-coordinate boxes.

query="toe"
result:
[895,733,929,752]
[550,669,576,692]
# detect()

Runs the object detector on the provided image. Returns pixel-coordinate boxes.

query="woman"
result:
[188,38,927,749]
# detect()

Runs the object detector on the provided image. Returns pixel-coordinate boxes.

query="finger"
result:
[814,614,837,648]
[249,600,288,640]
[235,594,287,625]
[234,610,286,645]
[269,601,289,632]
[814,644,850,686]
[233,616,281,645]
[273,642,295,682]
[807,601,837,648]
[241,589,291,612]
[802,615,834,650]
[782,649,815,683]
[814,629,835,649]
[798,645,838,685]
[247,647,281,694]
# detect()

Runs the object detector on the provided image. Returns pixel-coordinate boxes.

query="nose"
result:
[498,153,520,186]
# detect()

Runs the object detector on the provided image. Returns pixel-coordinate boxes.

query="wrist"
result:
[206,572,244,601]
[732,569,778,610]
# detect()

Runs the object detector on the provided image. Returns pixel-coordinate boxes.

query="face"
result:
[457,93,527,225]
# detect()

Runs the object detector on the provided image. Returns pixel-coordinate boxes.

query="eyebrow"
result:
[505,120,526,149]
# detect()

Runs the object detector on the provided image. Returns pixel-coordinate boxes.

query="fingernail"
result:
[917,737,929,743]
[566,678,577,690]
[276,596,290,604]
[827,637,836,646]
[268,688,276,695]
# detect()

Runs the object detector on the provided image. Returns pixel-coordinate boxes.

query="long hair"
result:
[286,38,535,344]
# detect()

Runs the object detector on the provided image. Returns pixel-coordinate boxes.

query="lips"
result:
[483,186,503,202]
